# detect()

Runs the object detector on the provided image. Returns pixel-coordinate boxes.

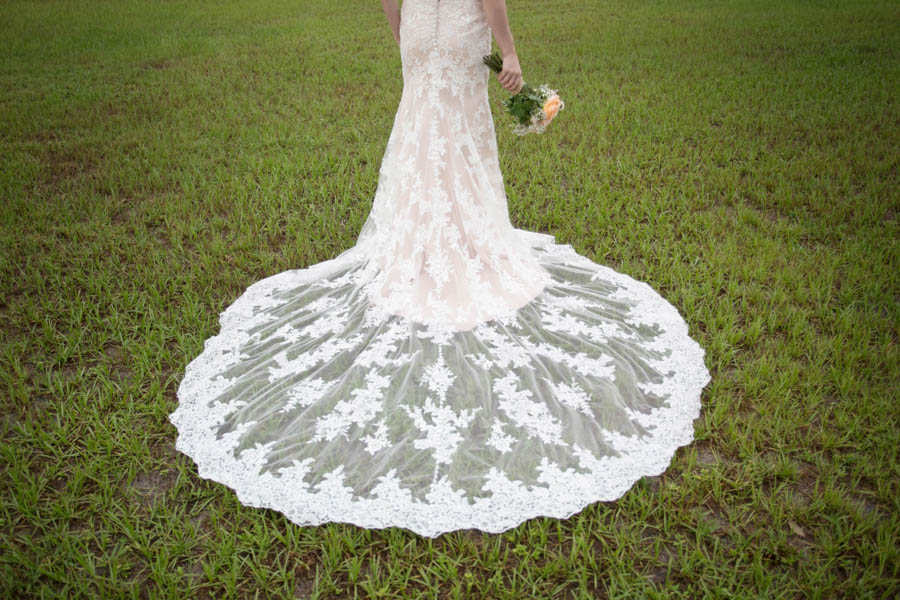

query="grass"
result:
[1,0,898,597]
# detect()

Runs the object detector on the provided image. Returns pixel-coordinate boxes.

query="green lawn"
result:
[1,0,898,597]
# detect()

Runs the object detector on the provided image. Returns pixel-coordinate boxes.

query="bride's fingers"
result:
[499,70,523,93]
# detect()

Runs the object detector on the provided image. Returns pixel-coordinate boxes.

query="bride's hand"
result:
[498,53,523,94]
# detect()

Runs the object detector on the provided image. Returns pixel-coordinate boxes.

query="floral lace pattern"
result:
[168,0,711,538]
[356,0,551,332]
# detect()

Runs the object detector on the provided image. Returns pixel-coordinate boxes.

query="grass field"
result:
[1,0,898,597]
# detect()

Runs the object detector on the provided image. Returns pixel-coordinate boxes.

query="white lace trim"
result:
[169,231,711,538]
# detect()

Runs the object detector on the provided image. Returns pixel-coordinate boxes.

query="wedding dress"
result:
[169,0,711,538]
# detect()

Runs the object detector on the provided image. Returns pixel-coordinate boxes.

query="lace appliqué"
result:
[168,0,712,538]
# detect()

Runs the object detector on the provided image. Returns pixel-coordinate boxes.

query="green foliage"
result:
[1,0,898,598]
[502,83,545,126]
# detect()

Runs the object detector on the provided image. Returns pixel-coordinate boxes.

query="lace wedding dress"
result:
[169,0,711,538]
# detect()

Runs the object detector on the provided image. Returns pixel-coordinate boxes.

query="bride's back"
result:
[399,0,492,82]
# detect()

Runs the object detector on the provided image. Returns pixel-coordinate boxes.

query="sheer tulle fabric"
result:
[169,0,711,538]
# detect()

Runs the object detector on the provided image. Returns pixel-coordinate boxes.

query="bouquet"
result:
[482,52,564,135]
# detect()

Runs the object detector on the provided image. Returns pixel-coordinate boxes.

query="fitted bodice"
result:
[351,0,552,331]
[399,0,492,88]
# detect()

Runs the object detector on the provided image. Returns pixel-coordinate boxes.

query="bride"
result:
[168,0,711,538]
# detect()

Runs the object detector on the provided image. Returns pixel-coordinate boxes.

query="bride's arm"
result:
[482,0,523,93]
[380,0,401,46]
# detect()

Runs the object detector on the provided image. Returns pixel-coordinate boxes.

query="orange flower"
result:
[540,94,563,127]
